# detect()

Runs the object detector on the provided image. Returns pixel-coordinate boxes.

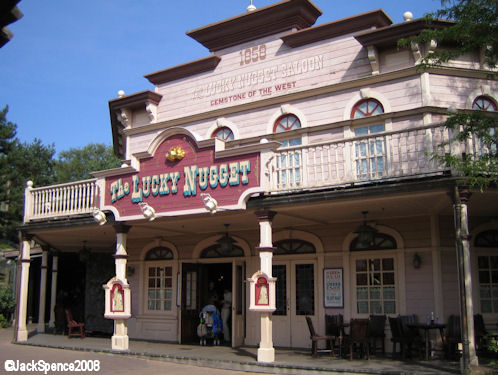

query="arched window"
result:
[145,246,174,260]
[351,99,386,180]
[475,230,498,247]
[350,232,397,251]
[273,114,301,133]
[145,246,174,312]
[200,244,244,258]
[351,98,384,119]
[274,239,316,255]
[472,96,497,112]
[212,126,234,141]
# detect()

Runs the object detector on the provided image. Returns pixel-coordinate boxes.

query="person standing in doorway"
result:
[221,288,232,343]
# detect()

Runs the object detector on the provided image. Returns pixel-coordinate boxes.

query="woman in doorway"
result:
[221,288,232,343]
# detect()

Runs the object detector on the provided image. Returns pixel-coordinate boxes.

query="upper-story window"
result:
[472,96,497,112]
[274,114,302,188]
[351,99,386,180]
[212,126,234,141]
[351,98,384,119]
[145,247,174,312]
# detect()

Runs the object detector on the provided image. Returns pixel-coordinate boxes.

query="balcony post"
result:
[36,246,49,333]
[14,232,33,342]
[23,181,33,223]
[48,251,59,329]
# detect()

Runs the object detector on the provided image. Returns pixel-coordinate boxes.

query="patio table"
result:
[408,323,446,360]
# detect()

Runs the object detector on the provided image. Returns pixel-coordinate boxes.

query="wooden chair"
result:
[388,317,421,359]
[325,314,346,357]
[445,315,461,359]
[368,314,386,355]
[474,314,488,354]
[65,309,85,338]
[344,319,370,360]
[305,316,335,357]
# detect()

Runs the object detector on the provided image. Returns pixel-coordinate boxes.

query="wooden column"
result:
[255,210,276,363]
[15,233,33,342]
[48,251,59,329]
[112,223,131,351]
[36,246,49,332]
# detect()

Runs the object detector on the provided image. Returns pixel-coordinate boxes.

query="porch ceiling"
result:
[21,183,498,254]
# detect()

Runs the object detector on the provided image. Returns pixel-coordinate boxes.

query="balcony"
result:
[267,124,451,192]
[23,124,453,223]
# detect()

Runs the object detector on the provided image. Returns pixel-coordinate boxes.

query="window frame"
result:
[212,126,235,141]
[351,98,385,119]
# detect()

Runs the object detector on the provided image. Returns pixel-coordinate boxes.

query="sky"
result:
[0,0,443,156]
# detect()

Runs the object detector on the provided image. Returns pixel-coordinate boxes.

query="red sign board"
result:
[105,134,260,218]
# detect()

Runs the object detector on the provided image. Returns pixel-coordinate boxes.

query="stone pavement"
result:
[5,326,489,375]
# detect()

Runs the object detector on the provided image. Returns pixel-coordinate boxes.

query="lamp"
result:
[139,202,156,221]
[92,208,107,225]
[217,224,235,253]
[201,193,218,214]
[354,211,378,247]
[413,253,422,269]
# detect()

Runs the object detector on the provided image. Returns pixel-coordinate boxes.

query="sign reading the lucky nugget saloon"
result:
[105,134,260,218]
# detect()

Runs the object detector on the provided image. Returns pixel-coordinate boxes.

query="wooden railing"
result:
[267,124,451,191]
[24,179,98,222]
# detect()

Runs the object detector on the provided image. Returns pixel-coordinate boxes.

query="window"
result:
[351,99,386,180]
[145,247,173,260]
[295,264,314,315]
[212,126,234,141]
[475,230,498,247]
[478,255,498,313]
[472,96,497,112]
[355,257,396,314]
[147,265,173,311]
[350,232,397,251]
[272,264,287,316]
[274,239,316,255]
[200,244,244,258]
[274,114,302,188]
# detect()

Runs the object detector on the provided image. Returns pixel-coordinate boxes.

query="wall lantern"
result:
[354,211,378,247]
[413,253,422,269]
[92,208,107,225]
[201,193,218,214]
[217,224,235,253]
[139,202,156,221]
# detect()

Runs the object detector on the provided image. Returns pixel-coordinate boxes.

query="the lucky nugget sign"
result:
[104,134,260,219]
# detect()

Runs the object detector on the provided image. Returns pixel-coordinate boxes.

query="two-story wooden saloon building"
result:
[15,0,498,361]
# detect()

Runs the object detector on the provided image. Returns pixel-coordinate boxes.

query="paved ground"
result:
[1,325,493,374]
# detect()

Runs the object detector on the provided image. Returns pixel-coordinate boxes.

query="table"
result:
[408,323,446,360]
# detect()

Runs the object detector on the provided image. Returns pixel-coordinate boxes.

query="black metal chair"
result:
[325,314,346,357]
[305,316,335,357]
[389,317,422,359]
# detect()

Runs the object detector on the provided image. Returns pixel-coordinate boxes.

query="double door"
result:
[272,260,316,348]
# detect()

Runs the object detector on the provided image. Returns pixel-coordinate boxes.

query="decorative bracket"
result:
[367,46,379,75]
[145,102,158,123]
[116,108,132,129]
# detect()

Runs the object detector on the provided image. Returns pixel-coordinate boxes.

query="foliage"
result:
[55,143,121,183]
[0,285,15,325]
[399,0,498,191]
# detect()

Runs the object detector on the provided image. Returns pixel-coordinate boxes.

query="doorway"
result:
[181,262,233,344]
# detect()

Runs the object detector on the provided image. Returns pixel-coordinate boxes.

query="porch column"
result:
[48,252,59,329]
[37,246,49,332]
[15,233,32,342]
[255,210,276,363]
[112,223,131,351]
[453,186,478,373]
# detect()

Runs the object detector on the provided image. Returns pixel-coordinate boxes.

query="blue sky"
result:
[0,0,442,156]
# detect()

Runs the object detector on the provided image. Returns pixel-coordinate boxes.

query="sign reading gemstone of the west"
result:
[105,134,260,218]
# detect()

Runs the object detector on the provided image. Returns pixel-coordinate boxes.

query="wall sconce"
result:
[92,208,107,225]
[139,202,156,221]
[201,193,218,214]
[413,253,422,269]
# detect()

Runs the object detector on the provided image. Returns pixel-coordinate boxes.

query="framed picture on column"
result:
[324,268,343,308]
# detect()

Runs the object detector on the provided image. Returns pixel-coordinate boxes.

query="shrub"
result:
[0,285,15,325]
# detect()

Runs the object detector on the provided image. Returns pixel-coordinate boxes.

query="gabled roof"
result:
[186,0,322,52]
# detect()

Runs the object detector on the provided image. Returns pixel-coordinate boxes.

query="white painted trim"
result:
[272,229,324,254]
[342,90,392,121]
[192,235,252,259]
[465,85,496,109]
[140,239,179,260]
[205,117,240,140]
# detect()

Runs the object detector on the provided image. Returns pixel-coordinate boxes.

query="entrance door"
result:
[181,263,201,343]
[231,260,245,347]
[272,260,316,348]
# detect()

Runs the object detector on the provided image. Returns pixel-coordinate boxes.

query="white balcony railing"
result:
[24,179,98,222]
[268,124,451,192]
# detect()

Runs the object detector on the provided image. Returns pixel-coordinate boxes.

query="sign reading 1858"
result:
[192,43,324,106]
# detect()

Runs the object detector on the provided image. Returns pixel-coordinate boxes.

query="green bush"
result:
[0,314,7,328]
[0,285,15,325]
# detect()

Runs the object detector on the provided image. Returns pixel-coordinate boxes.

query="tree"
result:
[55,143,121,183]
[399,0,498,191]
